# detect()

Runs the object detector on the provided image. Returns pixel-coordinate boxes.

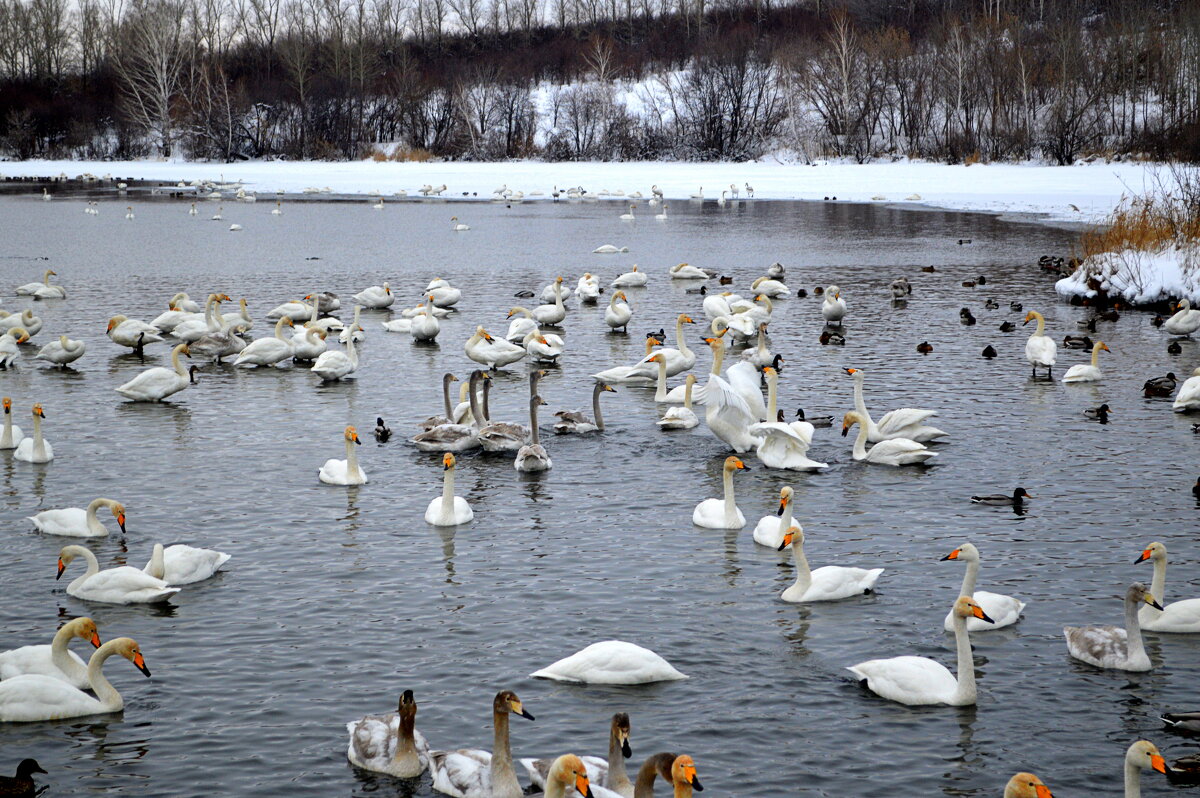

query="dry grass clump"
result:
[1080,167,1200,261]
[389,147,434,162]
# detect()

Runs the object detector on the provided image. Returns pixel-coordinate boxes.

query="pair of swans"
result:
[1065,582,1161,671]
[29,497,126,537]
[384,298,442,339]
[0,637,150,721]
[692,456,748,528]
[352,281,394,308]
[116,343,192,402]
[1062,340,1110,382]
[844,367,946,442]
[233,317,295,367]
[320,426,367,484]
[1135,541,1200,632]
[426,453,474,525]
[842,411,936,466]
[57,545,180,604]
[521,713,633,796]
[15,269,65,298]
[749,367,827,470]
[36,334,85,366]
[940,543,1025,629]
[413,371,489,452]
[1024,311,1057,377]
[311,334,358,381]
[13,402,53,462]
[575,273,601,302]
[594,314,696,383]
[0,616,101,689]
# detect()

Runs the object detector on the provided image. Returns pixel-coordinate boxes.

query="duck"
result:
[984,298,999,309]
[1084,403,1112,422]
[604,292,633,332]
[819,329,845,346]
[13,403,53,463]
[916,341,933,354]
[1,399,24,451]
[795,408,832,427]
[0,328,29,368]
[1144,372,1178,397]
[530,642,686,684]
[515,396,553,472]
[466,327,526,370]
[142,543,230,584]
[428,691,534,798]
[842,411,936,466]
[0,637,150,721]
[28,498,126,538]
[346,689,429,778]
[692,456,748,529]
[1161,711,1200,733]
[940,543,1025,630]
[116,343,192,402]
[1077,316,1098,332]
[848,596,993,705]
[1064,582,1161,671]
[982,345,998,358]
[778,525,884,602]
[311,336,358,381]
[0,617,101,689]
[57,546,179,604]
[668,263,710,280]
[1165,299,1200,336]
[0,758,46,794]
[35,335,85,367]
[1063,334,1093,349]
[374,417,391,442]
[999,321,1016,332]
[1172,367,1200,411]
[1062,341,1110,382]
[554,383,615,434]
[233,317,295,367]
[522,714,632,797]
[821,286,846,324]
[960,307,977,325]
[1023,311,1057,378]
[1169,340,1183,354]
[1010,301,1023,311]
[890,278,912,299]
[319,426,367,485]
[611,266,649,288]
[844,367,946,442]
[1135,541,1200,632]
[15,269,60,296]
[1003,773,1052,798]
[748,367,826,471]
[971,488,1032,507]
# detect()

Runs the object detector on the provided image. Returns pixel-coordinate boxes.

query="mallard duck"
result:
[819,330,844,345]
[999,321,1015,332]
[921,265,936,273]
[1063,335,1093,349]
[1077,317,1098,331]
[1144,372,1178,397]
[1084,403,1111,422]
[984,298,999,309]
[1163,711,1200,734]
[374,417,391,442]
[971,488,1032,506]
[1010,301,1023,311]
[796,408,833,427]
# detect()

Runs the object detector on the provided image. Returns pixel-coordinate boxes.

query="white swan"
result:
[15,269,60,296]
[57,545,179,604]
[346,689,430,778]
[1171,367,1200,412]
[411,300,441,341]
[1121,741,1168,797]
[172,294,226,340]
[940,543,1025,630]
[515,396,553,472]
[848,596,993,705]
[619,203,635,220]
[658,375,699,429]
[751,275,789,298]
[1064,582,1160,671]
[148,299,192,335]
[648,314,698,377]
[0,617,101,689]
[669,263,709,280]
[311,335,357,381]
[591,337,662,385]
[466,327,526,369]
[143,543,230,584]
[426,453,474,525]
[1135,541,1200,632]
[412,372,483,453]
[655,203,668,221]
[604,291,632,332]
[778,525,884,602]
[1165,299,1200,336]
[821,286,846,324]
[430,282,462,308]
[266,297,315,322]
[116,343,191,402]
[531,641,686,684]
[611,266,648,287]
[233,317,295,367]
[220,298,254,333]
[704,343,760,453]
[752,486,798,549]
[576,273,601,302]
[13,403,53,462]
[692,456,748,529]
[1023,311,1057,377]
[0,397,23,449]
[539,278,571,303]
[1062,340,1109,383]
[338,305,365,343]
[0,637,150,721]
[35,335,85,367]
[725,357,767,421]
[749,367,826,470]
[106,314,164,352]
[0,327,28,367]
[844,368,946,442]
[29,498,126,538]
[842,411,935,466]
[319,426,367,485]
[593,244,629,254]
[450,216,470,231]
[505,307,539,341]
[521,715,631,797]
[429,691,533,798]
[353,282,394,308]
[291,327,327,360]
[740,323,773,368]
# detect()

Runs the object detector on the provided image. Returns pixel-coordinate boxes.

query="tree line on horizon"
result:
[0,0,1197,165]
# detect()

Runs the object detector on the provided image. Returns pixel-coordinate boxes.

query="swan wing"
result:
[28,508,90,536]
[0,644,88,687]
[868,438,928,457]
[945,590,1025,630]
[875,408,937,433]
[801,566,885,601]
[1064,624,1131,668]
[430,749,490,798]
[705,375,753,418]
[157,544,231,584]
[1144,598,1200,632]
[73,566,180,603]
[1025,336,1057,365]
[847,655,958,705]
[0,674,104,721]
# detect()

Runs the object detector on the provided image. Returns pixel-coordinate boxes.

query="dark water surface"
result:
[0,195,1197,797]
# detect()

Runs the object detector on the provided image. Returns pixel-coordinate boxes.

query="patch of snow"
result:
[1056,245,1200,305]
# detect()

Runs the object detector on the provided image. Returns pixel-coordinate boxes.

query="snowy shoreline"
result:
[2,158,1170,225]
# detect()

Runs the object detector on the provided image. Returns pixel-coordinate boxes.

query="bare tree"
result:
[112,0,188,156]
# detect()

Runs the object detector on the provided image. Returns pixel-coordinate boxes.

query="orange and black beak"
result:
[117,512,127,534]
[56,558,65,580]
[686,768,702,792]
[36,407,45,418]
[1135,548,1152,564]
[1035,784,1053,798]
[133,651,151,677]
[90,632,102,648]
[843,367,857,375]
[575,774,592,798]
[776,531,796,551]
[971,605,995,624]
[941,549,961,561]
[443,453,454,470]
[1150,754,1167,774]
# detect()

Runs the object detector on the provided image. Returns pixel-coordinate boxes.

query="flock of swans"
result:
[3,190,1200,797]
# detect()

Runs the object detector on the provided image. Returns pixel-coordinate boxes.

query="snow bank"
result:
[2,157,1169,224]
[1055,245,1200,305]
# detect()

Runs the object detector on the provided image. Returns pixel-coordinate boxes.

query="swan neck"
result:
[345,435,360,476]
[722,466,737,522]
[606,730,630,791]
[593,384,605,431]
[766,373,778,418]
[851,421,869,459]
[654,358,667,401]
[345,336,357,365]
[791,535,812,594]
[851,374,874,427]
[675,316,691,356]
[1124,594,1146,660]
[1035,314,1045,336]
[490,709,519,795]
[1148,557,1167,606]
[467,375,483,429]
[87,640,125,711]
[1091,344,1102,367]
[147,543,165,579]
[441,466,455,512]
[481,377,491,423]
[50,621,79,675]
[274,317,290,339]
[1124,757,1141,798]
[711,343,724,376]
[530,400,541,446]
[442,376,454,419]
[960,557,980,596]
[951,610,976,704]
[170,344,186,376]
[32,411,44,454]
[683,378,693,409]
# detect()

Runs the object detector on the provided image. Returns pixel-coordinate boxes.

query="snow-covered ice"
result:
[1056,245,1200,305]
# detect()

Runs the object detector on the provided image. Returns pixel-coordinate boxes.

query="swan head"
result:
[494,690,534,720]
[841,411,865,435]
[396,689,417,716]
[344,426,361,445]
[556,276,564,283]
[1022,310,1042,325]
[32,403,45,419]
[777,524,804,551]
[940,542,980,562]
[8,327,30,343]
[66,617,102,648]
[825,284,839,296]
[762,366,777,381]
[476,326,495,343]
[442,452,456,470]
[2,397,10,412]
[776,486,793,515]
[1136,541,1167,564]
[111,637,151,677]
[842,367,863,379]
[671,756,702,791]
[1128,581,1164,610]
[105,501,127,533]
[548,754,592,798]
[1126,740,1167,774]
[723,456,748,473]
[1093,341,1110,353]
[685,374,696,386]
[1004,773,1052,798]
[952,596,994,624]
[1178,299,1192,311]
[610,713,632,757]
[106,315,128,332]
[56,545,87,579]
